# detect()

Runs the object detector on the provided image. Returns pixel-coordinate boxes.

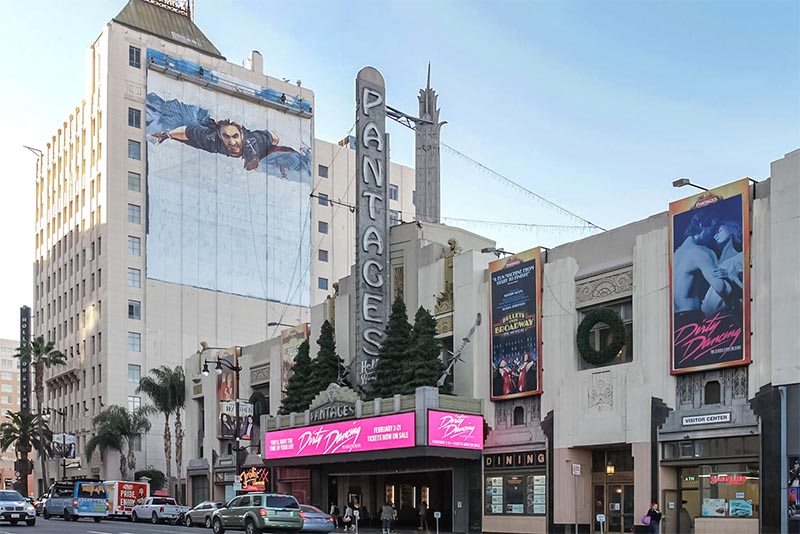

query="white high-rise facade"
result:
[32,0,414,493]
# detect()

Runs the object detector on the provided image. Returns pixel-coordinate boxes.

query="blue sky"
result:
[0,0,798,338]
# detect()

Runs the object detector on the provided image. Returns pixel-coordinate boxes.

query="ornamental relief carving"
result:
[575,269,633,308]
[251,364,270,386]
[588,371,614,411]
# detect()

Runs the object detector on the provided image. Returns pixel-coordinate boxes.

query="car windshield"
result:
[0,491,24,502]
[266,496,299,509]
[301,505,323,514]
[77,483,107,499]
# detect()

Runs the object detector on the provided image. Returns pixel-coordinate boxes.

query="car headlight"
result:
[26,506,35,512]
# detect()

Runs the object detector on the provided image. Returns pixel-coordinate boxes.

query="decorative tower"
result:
[415,64,445,223]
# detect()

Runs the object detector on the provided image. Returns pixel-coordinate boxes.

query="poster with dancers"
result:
[669,179,751,374]
[489,247,542,400]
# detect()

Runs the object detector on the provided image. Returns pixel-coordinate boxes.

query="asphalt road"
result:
[0,517,195,534]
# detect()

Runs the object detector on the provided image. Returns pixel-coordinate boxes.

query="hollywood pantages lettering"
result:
[354,67,389,388]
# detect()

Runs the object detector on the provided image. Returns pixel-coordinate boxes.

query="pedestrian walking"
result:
[381,501,394,534]
[418,500,428,531]
[643,501,662,533]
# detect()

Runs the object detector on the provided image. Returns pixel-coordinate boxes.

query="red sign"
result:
[710,474,746,485]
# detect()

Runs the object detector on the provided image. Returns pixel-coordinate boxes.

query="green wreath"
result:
[576,308,627,366]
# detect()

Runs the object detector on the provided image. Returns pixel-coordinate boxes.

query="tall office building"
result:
[0,339,21,489]
[32,0,414,492]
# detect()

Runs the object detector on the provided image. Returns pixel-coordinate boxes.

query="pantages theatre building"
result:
[253,148,800,534]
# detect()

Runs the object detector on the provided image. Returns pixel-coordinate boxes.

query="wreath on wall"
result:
[576,307,627,366]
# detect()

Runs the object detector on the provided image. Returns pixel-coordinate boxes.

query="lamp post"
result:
[201,347,243,493]
[42,408,67,480]
[267,322,295,327]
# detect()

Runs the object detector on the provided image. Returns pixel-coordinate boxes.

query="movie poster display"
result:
[215,346,240,438]
[52,433,76,459]
[280,324,309,397]
[489,247,542,400]
[220,400,254,439]
[669,179,750,374]
[145,55,312,306]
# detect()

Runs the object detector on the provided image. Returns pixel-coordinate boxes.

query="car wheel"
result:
[71,514,79,521]
[26,518,36,526]
[63,509,71,522]
[183,514,192,527]
[152,512,160,524]
[245,519,259,534]
[94,517,102,523]
[205,515,213,528]
[132,511,139,522]
[213,517,225,534]
[43,508,50,520]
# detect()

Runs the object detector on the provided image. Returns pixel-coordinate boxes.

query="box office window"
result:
[484,473,546,516]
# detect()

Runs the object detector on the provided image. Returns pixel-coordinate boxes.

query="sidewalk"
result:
[337,527,453,534]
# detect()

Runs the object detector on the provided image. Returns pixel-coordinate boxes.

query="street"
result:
[0,517,194,534]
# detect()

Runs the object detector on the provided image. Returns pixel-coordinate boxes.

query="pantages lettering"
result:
[297,424,362,456]
[436,413,476,441]
[354,67,389,388]
[310,401,356,423]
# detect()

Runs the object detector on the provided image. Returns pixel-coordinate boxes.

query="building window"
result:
[318,165,328,178]
[128,171,141,192]
[131,434,142,452]
[127,268,141,288]
[318,221,329,234]
[578,300,633,370]
[705,381,721,404]
[129,46,141,68]
[389,209,401,226]
[0,372,11,381]
[127,332,141,352]
[318,193,329,206]
[128,235,141,256]
[128,395,141,412]
[128,204,141,224]
[128,140,141,160]
[318,277,329,290]
[389,184,399,201]
[513,406,525,426]
[128,364,141,384]
[128,300,141,320]
[0,384,12,393]
[128,108,141,128]
[318,249,329,263]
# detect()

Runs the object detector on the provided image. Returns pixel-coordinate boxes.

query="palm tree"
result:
[14,336,66,487]
[86,405,151,480]
[0,411,52,495]
[136,366,184,501]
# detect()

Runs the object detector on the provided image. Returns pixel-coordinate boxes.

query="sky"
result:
[0,0,798,340]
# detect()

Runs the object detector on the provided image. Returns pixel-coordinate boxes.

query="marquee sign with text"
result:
[484,449,547,470]
[427,410,483,450]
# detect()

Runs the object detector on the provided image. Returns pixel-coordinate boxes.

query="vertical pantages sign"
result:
[488,248,542,400]
[669,179,750,374]
[354,67,389,390]
[19,306,30,412]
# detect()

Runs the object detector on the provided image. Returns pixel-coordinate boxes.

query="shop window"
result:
[513,406,525,426]
[687,463,760,518]
[485,473,546,516]
[705,380,721,404]
[579,300,633,370]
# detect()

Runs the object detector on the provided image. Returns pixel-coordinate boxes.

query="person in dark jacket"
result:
[646,502,662,533]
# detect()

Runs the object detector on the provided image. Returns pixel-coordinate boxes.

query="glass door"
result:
[604,484,634,533]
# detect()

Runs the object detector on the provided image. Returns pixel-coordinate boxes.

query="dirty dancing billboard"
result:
[670,179,750,374]
[489,247,542,400]
[145,56,312,306]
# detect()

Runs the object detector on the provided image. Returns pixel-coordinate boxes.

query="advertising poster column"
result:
[669,179,751,374]
[488,248,543,400]
[280,324,309,399]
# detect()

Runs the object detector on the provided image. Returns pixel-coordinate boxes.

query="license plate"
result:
[276,511,291,517]
[10,514,19,518]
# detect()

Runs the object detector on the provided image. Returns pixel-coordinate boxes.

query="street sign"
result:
[596,513,605,522]
[353,510,360,518]
[434,511,441,519]
[572,463,581,476]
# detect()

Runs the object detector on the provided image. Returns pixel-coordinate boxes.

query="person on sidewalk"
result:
[381,501,394,534]
[418,501,429,531]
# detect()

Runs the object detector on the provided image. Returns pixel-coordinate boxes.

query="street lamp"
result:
[199,343,245,493]
[267,321,295,327]
[672,177,708,192]
[481,247,515,258]
[42,408,67,480]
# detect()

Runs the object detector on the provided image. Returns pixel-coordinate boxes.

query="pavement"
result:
[7,517,457,534]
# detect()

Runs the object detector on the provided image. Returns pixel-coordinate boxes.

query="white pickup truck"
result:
[131,496,190,524]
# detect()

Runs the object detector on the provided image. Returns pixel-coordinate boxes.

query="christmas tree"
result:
[278,341,314,414]
[309,320,343,395]
[370,297,412,399]
[403,306,446,394]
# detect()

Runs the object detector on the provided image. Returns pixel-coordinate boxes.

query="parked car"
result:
[184,501,224,528]
[104,480,150,520]
[131,496,190,524]
[33,493,48,516]
[211,493,303,534]
[0,490,36,526]
[300,504,335,532]
[43,480,109,522]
